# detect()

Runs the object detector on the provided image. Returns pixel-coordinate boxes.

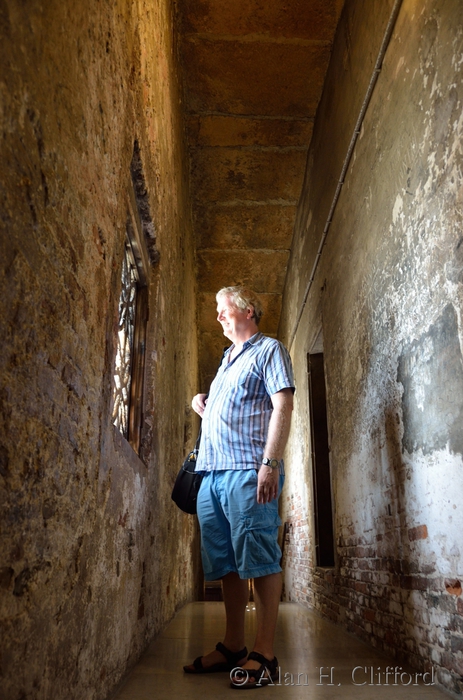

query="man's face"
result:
[216,296,252,342]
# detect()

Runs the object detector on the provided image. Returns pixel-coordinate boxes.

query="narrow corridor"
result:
[2,1,463,698]
[113,602,444,699]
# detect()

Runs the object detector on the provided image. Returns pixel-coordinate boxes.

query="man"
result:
[184,286,294,689]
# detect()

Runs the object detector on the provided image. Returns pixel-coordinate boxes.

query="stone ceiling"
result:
[176,0,345,384]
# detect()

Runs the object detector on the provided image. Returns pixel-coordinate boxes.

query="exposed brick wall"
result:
[337,537,463,692]
[283,515,463,694]
[282,494,314,608]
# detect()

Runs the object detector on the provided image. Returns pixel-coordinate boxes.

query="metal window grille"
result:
[111,146,154,456]
[112,241,139,439]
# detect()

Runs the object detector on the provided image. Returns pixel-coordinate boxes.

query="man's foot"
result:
[183,642,248,674]
[230,651,279,689]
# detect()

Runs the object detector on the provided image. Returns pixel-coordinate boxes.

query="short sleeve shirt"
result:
[196,332,295,472]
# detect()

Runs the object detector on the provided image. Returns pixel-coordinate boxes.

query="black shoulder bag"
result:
[172,348,228,514]
[171,427,203,514]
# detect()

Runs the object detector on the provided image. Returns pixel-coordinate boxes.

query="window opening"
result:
[113,239,138,437]
[308,349,335,567]
[112,142,155,455]
[112,225,148,453]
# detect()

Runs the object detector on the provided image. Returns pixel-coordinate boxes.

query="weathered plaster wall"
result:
[280,0,463,694]
[0,1,200,699]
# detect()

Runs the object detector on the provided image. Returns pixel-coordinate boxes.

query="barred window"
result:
[112,240,137,436]
[112,143,155,455]
[112,233,148,452]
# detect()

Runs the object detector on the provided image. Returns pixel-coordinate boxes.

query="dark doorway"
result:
[307,352,335,567]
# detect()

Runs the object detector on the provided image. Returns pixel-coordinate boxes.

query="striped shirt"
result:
[196,332,295,472]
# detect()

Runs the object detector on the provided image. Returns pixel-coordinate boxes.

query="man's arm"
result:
[257,388,294,504]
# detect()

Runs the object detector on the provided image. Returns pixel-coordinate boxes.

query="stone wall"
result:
[0,1,200,699]
[280,0,463,695]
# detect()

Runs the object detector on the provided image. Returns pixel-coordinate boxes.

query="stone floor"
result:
[113,601,446,700]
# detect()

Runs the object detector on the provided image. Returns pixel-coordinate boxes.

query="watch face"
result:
[263,458,279,468]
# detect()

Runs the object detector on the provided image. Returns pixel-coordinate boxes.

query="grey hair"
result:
[216,286,264,325]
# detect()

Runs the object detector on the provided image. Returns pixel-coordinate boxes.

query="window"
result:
[112,142,155,455]
[308,339,335,567]
[112,238,138,437]
[112,232,148,452]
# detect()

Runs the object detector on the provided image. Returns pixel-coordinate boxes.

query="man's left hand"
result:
[257,465,279,504]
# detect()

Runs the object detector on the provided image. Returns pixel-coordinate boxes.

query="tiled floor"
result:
[113,602,445,699]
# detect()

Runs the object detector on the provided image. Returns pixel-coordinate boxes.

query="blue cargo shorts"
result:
[196,469,284,581]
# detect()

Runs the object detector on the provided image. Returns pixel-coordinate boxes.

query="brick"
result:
[400,575,434,591]
[363,608,376,622]
[408,524,428,541]
[451,635,463,654]
[442,652,463,675]
[445,579,462,596]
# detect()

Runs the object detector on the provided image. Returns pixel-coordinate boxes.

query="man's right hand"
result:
[192,393,208,417]
[257,465,279,504]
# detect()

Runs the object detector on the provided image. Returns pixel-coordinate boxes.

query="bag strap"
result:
[194,345,229,450]
[194,424,202,450]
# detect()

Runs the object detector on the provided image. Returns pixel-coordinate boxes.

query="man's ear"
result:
[247,305,255,320]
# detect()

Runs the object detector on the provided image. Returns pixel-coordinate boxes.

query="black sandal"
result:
[184,641,248,674]
[230,651,279,689]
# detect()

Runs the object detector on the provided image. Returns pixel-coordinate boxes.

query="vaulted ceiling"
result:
[176,0,345,383]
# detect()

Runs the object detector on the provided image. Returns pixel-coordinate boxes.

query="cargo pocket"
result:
[241,507,282,568]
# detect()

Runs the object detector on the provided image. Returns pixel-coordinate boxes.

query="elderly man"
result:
[184,286,294,689]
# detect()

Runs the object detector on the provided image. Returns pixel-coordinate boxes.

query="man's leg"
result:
[184,572,249,671]
[227,470,284,673]
[222,572,250,652]
[244,572,281,667]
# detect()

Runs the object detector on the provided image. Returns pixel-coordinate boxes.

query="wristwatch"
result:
[262,457,280,469]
